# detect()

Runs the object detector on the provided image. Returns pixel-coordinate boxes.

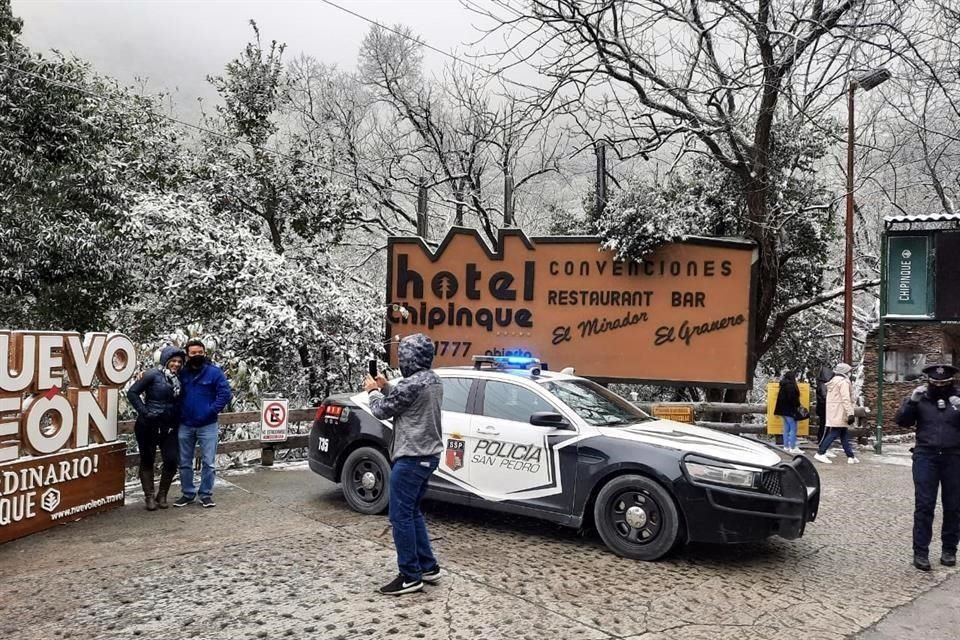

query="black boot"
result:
[941,550,957,567]
[155,470,174,509]
[140,469,157,511]
[914,553,932,571]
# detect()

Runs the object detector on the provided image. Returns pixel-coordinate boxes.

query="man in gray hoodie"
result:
[364,333,443,595]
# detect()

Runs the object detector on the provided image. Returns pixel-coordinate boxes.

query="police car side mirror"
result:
[530,412,571,429]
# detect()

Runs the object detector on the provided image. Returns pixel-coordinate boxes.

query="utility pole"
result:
[504,173,514,227]
[595,141,608,220]
[844,69,890,364]
[417,176,428,239]
[454,181,464,226]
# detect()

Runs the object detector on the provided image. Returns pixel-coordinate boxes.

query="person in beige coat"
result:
[814,362,859,464]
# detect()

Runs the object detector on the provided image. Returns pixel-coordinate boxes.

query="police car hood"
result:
[597,419,781,467]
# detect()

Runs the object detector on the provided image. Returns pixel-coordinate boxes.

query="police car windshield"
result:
[541,379,652,427]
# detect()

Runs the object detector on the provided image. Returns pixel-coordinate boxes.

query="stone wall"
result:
[862,323,947,435]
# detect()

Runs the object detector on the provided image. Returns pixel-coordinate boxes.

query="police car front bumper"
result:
[678,452,821,544]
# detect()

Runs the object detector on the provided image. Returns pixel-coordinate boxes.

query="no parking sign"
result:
[260,398,288,442]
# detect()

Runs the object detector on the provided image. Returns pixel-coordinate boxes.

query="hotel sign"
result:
[386,229,758,387]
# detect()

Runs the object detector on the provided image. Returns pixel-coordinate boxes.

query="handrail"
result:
[635,402,870,435]
[124,401,869,469]
[118,408,318,435]
[122,408,318,468]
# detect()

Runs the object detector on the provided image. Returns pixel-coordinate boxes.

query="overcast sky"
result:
[14,0,492,118]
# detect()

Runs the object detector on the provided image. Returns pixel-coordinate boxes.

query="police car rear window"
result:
[541,379,652,427]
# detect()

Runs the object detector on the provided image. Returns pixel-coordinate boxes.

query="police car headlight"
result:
[684,462,758,489]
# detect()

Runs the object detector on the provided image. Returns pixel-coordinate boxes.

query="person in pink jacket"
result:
[814,362,859,464]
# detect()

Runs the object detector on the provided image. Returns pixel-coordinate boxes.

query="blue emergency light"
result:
[472,355,546,374]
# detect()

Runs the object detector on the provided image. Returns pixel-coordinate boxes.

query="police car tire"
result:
[593,474,680,561]
[341,447,390,515]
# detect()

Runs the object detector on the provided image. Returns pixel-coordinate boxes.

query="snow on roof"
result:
[884,212,960,224]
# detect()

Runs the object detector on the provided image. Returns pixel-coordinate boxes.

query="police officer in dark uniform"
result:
[894,363,960,571]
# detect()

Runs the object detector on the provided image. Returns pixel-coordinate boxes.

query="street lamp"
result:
[844,68,891,365]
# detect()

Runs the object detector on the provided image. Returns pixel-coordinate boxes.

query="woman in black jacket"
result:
[127,346,185,510]
[774,370,802,454]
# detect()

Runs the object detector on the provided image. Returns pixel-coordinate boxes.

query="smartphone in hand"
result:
[368,359,378,379]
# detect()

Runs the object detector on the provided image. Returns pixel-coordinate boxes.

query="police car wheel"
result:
[341,447,390,515]
[593,474,679,561]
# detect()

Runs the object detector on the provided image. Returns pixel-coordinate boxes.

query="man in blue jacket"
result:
[174,339,232,508]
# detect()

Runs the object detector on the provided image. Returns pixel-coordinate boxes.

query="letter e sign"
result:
[260,399,288,442]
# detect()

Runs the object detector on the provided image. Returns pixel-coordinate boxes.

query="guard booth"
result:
[863,213,960,451]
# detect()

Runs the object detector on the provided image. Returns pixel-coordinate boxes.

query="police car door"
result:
[432,375,475,496]
[467,379,576,512]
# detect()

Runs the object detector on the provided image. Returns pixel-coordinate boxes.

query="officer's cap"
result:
[922,363,959,381]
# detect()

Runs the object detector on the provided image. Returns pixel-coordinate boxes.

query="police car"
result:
[308,356,820,560]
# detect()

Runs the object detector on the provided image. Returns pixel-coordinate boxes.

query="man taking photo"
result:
[363,333,443,595]
[174,339,232,509]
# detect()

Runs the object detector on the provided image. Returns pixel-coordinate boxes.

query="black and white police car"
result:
[309,356,820,560]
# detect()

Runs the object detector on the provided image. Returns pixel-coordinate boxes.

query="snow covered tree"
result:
[472,0,917,377]
[123,192,383,407]
[287,24,565,250]
[168,23,379,403]
[197,22,360,254]
[600,120,840,375]
[0,0,184,331]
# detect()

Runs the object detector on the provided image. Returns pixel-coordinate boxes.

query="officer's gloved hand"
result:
[910,385,927,403]
[950,396,960,411]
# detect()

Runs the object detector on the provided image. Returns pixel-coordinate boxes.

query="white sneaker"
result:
[826,450,838,458]
[847,457,860,464]
[792,447,805,455]
[814,453,832,464]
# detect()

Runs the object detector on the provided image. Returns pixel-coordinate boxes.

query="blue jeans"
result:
[912,452,960,555]
[389,455,440,581]
[817,427,854,457]
[178,423,218,498]
[782,417,797,449]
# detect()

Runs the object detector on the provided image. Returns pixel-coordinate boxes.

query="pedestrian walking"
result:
[364,333,443,596]
[126,346,185,510]
[813,362,859,464]
[815,364,836,457]
[173,339,232,509]
[894,363,960,571]
[774,370,802,454]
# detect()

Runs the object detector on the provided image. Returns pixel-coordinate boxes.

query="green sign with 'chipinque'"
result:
[887,235,931,317]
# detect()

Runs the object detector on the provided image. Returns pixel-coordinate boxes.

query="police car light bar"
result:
[472,355,547,373]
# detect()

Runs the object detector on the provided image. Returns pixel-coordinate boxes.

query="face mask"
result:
[929,383,952,399]
[188,355,205,368]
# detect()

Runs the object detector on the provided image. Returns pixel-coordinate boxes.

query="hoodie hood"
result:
[159,345,186,368]
[398,333,434,377]
[833,362,852,376]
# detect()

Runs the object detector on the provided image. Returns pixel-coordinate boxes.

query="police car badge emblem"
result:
[445,437,465,471]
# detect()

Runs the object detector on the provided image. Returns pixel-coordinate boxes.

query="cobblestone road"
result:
[1,444,957,640]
